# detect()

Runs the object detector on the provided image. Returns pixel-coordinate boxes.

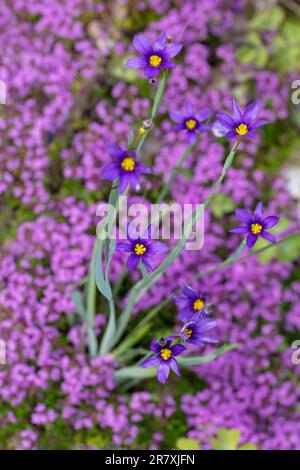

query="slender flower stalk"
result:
[156,142,195,203]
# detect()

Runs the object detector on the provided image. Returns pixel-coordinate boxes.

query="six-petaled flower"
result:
[230,201,280,248]
[101,144,151,194]
[140,337,186,383]
[216,99,268,139]
[116,224,169,272]
[173,285,209,323]
[126,33,182,79]
[170,102,211,144]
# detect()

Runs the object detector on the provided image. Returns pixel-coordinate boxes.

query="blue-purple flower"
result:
[230,202,279,248]
[173,285,209,323]
[180,318,218,346]
[125,33,182,79]
[101,144,151,194]
[216,99,268,139]
[116,225,169,272]
[140,337,186,383]
[170,102,211,145]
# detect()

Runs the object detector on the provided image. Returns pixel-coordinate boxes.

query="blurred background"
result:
[0,0,300,450]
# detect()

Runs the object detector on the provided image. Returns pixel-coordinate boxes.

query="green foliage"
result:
[210,428,257,450]
[176,437,199,450]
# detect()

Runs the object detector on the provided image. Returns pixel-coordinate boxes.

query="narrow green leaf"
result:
[178,343,238,366]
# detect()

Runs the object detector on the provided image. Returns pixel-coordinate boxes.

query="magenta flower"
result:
[180,319,218,346]
[170,102,211,144]
[101,144,151,194]
[173,285,209,323]
[216,99,268,139]
[140,337,186,384]
[230,202,279,248]
[116,225,169,272]
[125,33,182,79]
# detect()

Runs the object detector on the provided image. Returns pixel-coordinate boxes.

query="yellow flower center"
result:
[193,299,204,311]
[235,123,248,136]
[121,156,135,172]
[149,54,162,67]
[251,223,263,235]
[160,348,172,361]
[134,243,147,256]
[185,119,197,130]
[184,328,193,339]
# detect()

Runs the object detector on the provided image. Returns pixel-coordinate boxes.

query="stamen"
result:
[185,119,197,130]
[184,328,193,339]
[134,243,147,256]
[121,156,135,172]
[160,348,172,361]
[149,54,162,67]
[235,123,248,136]
[251,223,263,235]
[193,298,204,311]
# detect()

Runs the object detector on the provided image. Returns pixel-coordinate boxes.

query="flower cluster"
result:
[141,285,217,383]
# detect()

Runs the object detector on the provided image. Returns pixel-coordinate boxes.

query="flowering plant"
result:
[69,32,293,388]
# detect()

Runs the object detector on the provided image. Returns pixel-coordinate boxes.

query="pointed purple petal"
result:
[177,307,194,323]
[133,34,152,54]
[144,66,160,78]
[197,107,211,121]
[232,98,243,121]
[148,241,169,254]
[126,56,147,69]
[185,101,193,116]
[150,337,161,353]
[169,358,180,376]
[262,215,279,229]
[229,226,249,234]
[171,344,186,357]
[245,130,257,138]
[187,130,197,145]
[154,32,167,49]
[118,175,130,194]
[164,42,182,59]
[235,208,253,224]
[243,100,260,123]
[169,111,184,123]
[254,202,264,218]
[106,144,124,159]
[140,354,160,368]
[225,130,239,139]
[136,162,152,174]
[216,112,234,129]
[250,119,268,129]
[142,254,155,272]
[195,318,217,332]
[116,242,132,253]
[260,231,276,243]
[246,233,258,248]
[157,362,170,383]
[182,284,197,299]
[195,335,218,344]
[101,162,120,181]
[127,254,140,272]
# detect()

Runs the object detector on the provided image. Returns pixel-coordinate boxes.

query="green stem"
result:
[156,142,195,203]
